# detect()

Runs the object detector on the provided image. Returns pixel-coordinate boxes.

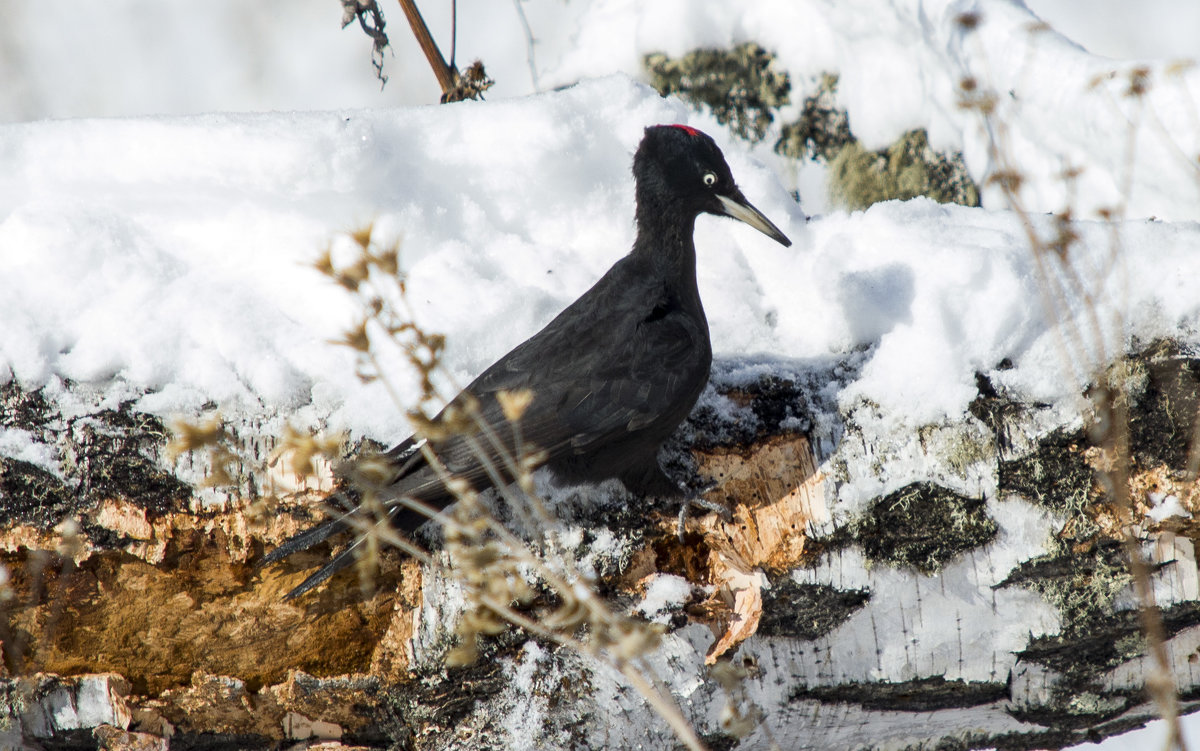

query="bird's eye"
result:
[703,172,718,187]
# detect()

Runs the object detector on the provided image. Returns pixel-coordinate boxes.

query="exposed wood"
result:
[3,355,1200,749]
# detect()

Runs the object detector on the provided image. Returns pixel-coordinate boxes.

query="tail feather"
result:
[262,444,454,599]
[281,541,362,599]
[260,516,348,565]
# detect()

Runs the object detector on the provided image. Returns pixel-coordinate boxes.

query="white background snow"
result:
[2,0,1199,748]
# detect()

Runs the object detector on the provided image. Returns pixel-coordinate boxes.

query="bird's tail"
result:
[278,530,367,600]
[259,515,347,567]
[260,489,378,599]
[262,437,448,599]
[263,492,435,600]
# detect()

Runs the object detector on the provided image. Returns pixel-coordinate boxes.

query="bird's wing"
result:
[457,274,708,463]
[382,260,708,495]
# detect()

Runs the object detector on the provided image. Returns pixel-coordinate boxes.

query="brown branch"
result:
[395,0,458,97]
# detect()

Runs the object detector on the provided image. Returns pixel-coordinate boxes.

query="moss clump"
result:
[1014,602,1200,708]
[776,72,853,162]
[775,74,979,210]
[684,373,811,451]
[1123,354,1200,471]
[645,50,981,210]
[67,404,192,514]
[0,457,76,529]
[0,381,192,526]
[758,580,869,640]
[644,43,790,143]
[851,482,999,574]
[997,540,1132,638]
[789,675,1008,712]
[0,380,54,431]
[828,129,980,210]
[999,429,1094,519]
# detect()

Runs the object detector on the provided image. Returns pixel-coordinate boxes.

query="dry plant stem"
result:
[461,426,552,532]
[325,229,713,750]
[960,18,1187,749]
[466,398,549,512]
[403,357,710,749]
[415,436,580,612]
[405,440,710,749]
[511,0,540,92]
[965,31,1095,393]
[336,499,438,567]
[1106,399,1184,749]
[395,0,458,96]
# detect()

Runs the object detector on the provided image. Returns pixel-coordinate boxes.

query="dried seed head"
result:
[496,388,535,422]
[517,471,536,497]
[522,450,548,471]
[611,621,664,660]
[709,660,747,691]
[444,477,472,498]
[372,243,400,276]
[407,410,445,440]
[988,169,1024,194]
[463,608,508,636]
[334,319,371,353]
[350,224,374,250]
[167,414,225,460]
[313,247,335,278]
[1060,165,1084,181]
[244,497,275,528]
[276,424,342,479]
[1167,59,1196,78]
[1126,66,1151,97]
[336,257,370,291]
[544,595,588,632]
[355,454,397,487]
[460,542,502,572]
[718,703,761,738]
[55,518,81,558]
[509,576,535,605]
[1087,71,1116,90]
[203,448,237,488]
[436,402,477,435]
[955,11,980,30]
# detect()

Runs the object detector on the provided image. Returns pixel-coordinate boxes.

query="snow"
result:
[4,91,1196,454]
[636,574,694,623]
[0,427,60,475]
[1025,0,1200,61]
[3,0,1200,748]
[1148,493,1193,524]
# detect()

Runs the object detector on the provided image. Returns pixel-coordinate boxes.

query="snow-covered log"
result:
[2,343,1200,749]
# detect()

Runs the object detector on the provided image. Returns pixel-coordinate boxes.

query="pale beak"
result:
[716,193,792,247]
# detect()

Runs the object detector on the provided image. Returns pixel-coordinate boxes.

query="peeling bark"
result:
[2,349,1199,749]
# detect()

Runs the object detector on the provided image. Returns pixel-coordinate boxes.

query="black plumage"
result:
[264,124,792,598]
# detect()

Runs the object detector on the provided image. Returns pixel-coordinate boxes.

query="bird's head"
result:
[634,124,792,247]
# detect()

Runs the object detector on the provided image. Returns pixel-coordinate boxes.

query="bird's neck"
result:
[631,198,700,285]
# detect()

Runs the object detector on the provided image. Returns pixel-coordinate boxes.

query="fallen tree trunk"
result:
[2,348,1199,749]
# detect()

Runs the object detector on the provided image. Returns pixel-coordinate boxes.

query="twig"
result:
[395,0,459,97]
[512,0,541,92]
